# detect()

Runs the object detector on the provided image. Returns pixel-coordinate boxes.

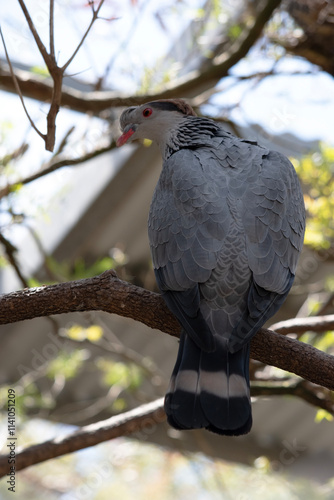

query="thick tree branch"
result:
[0,0,282,115]
[0,270,334,391]
[0,397,166,477]
[0,269,333,477]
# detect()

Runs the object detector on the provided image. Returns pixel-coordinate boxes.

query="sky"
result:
[1,0,334,146]
[1,0,334,254]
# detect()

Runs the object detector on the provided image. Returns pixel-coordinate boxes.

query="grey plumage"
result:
[117,99,305,435]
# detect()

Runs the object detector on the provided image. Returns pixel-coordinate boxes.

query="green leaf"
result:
[112,398,127,412]
[30,65,50,77]
[46,349,88,379]
[314,331,334,352]
[9,182,23,193]
[96,359,142,391]
[293,144,334,250]
[228,23,242,40]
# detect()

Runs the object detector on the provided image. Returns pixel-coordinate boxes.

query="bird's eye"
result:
[143,108,152,117]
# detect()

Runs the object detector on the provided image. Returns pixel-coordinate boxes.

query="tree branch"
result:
[0,28,46,142]
[61,0,106,72]
[251,380,334,414]
[0,140,117,200]
[270,315,334,335]
[0,270,333,476]
[0,0,282,115]
[49,0,55,60]
[0,270,334,391]
[17,0,51,70]
[0,377,332,478]
[0,397,165,477]
[5,0,106,152]
[0,234,29,288]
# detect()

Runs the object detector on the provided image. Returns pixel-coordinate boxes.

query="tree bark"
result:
[286,0,334,76]
[1,270,334,391]
[0,398,166,477]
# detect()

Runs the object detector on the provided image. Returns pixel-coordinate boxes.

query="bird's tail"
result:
[164,332,252,435]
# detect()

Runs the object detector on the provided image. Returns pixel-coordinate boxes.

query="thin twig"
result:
[17,0,51,70]
[54,126,75,155]
[0,233,29,288]
[62,0,106,72]
[49,0,55,60]
[0,140,117,200]
[0,0,283,114]
[0,27,46,142]
[251,380,334,414]
[270,315,334,335]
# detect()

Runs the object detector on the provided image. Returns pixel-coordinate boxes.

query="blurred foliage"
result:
[293,144,334,250]
[30,65,50,78]
[313,331,334,353]
[0,431,333,500]
[66,324,104,342]
[0,255,7,268]
[315,409,334,423]
[0,381,54,417]
[326,275,334,292]
[46,349,88,380]
[228,22,243,40]
[35,255,116,285]
[0,338,146,420]
[299,330,334,354]
[96,358,143,392]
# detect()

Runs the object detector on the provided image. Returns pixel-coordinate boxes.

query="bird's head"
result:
[116,99,197,148]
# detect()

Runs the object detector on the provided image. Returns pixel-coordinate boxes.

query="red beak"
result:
[116,127,135,147]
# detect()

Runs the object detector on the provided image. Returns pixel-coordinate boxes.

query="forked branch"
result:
[2,0,106,151]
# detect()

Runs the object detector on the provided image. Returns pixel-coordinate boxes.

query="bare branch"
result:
[14,0,106,152]
[0,397,165,477]
[270,315,334,335]
[0,0,283,115]
[0,368,332,477]
[62,0,106,72]
[251,380,334,414]
[16,0,65,151]
[49,0,55,60]
[0,28,46,142]
[17,0,52,71]
[0,233,29,288]
[54,126,75,155]
[0,270,333,392]
[0,140,117,200]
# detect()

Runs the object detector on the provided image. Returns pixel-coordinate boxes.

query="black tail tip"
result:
[164,393,252,436]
